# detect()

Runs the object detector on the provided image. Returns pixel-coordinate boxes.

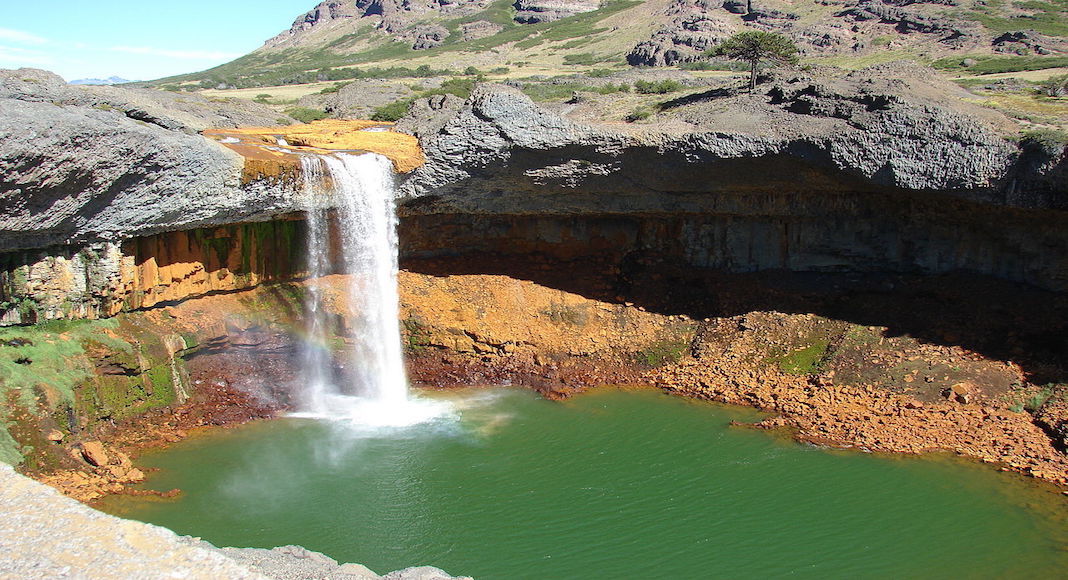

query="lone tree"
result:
[710,31,799,92]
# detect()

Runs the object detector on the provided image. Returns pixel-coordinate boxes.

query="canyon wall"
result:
[0,62,1065,322]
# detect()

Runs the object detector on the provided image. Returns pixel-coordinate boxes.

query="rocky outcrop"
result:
[992,30,1068,55]
[461,20,504,41]
[265,0,364,47]
[0,69,289,132]
[299,79,419,120]
[395,64,1067,291]
[513,0,601,23]
[408,24,450,50]
[265,0,490,48]
[626,0,990,66]
[0,463,469,579]
[399,65,1025,204]
[0,69,305,253]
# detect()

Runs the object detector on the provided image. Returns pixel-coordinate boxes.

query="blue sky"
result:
[0,1,311,81]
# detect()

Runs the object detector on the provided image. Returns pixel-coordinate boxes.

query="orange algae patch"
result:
[203,119,425,180]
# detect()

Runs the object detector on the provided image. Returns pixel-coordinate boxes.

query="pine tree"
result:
[711,31,799,92]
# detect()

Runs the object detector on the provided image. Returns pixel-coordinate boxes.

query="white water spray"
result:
[297,153,445,427]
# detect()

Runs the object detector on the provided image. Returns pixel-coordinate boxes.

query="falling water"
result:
[297,153,443,427]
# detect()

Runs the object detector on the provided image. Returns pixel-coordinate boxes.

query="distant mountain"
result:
[70,76,135,86]
[152,0,1068,89]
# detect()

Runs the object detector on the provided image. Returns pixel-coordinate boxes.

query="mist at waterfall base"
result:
[294,152,449,429]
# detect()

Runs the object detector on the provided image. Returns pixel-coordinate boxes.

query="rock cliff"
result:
[0,69,301,253]
[1,62,1066,322]
[394,64,1067,291]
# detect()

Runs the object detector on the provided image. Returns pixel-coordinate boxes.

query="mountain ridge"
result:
[149,0,1068,88]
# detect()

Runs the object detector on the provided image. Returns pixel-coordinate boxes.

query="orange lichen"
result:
[203,119,425,178]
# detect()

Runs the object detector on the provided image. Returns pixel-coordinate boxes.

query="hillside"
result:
[150,0,1068,89]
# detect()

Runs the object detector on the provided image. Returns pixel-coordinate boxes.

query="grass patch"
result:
[372,100,413,122]
[0,319,127,409]
[520,81,630,101]
[934,54,1068,75]
[1019,127,1068,153]
[634,79,682,94]
[968,2,1068,36]
[626,106,652,122]
[0,423,22,465]
[562,53,601,66]
[769,339,830,375]
[636,338,691,368]
[285,107,329,123]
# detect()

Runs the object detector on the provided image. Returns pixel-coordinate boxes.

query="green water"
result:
[99,388,1068,579]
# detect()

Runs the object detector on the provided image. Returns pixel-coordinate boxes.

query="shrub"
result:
[1019,128,1068,155]
[563,53,600,66]
[680,61,715,71]
[626,107,651,122]
[634,79,682,94]
[371,99,413,122]
[319,83,348,94]
[428,77,480,99]
[253,93,271,103]
[285,107,329,123]
[1038,74,1068,97]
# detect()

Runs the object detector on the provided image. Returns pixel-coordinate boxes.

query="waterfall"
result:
[297,152,437,426]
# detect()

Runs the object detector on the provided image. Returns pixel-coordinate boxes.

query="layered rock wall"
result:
[0,221,306,325]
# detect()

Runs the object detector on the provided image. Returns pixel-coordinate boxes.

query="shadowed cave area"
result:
[397,208,1068,390]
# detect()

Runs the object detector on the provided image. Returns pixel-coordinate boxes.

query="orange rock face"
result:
[203,119,425,180]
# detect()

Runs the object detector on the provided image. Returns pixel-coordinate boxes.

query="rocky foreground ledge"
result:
[0,464,470,579]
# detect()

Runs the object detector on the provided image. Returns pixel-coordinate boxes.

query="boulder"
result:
[78,441,109,467]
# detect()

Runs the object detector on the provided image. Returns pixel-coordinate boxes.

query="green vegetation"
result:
[968,0,1068,36]
[709,31,799,91]
[933,54,1068,74]
[372,100,412,122]
[402,317,433,352]
[634,79,682,94]
[626,107,652,122]
[372,76,483,121]
[285,107,329,123]
[149,1,639,90]
[0,424,22,465]
[636,338,691,367]
[1039,73,1068,97]
[0,317,181,466]
[1019,127,1068,154]
[520,80,630,102]
[1025,387,1055,411]
[0,319,126,409]
[1010,385,1059,413]
[319,82,349,94]
[771,339,830,375]
[563,53,602,66]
